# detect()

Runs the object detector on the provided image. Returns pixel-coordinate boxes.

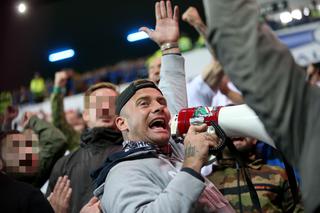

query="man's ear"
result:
[115,116,128,132]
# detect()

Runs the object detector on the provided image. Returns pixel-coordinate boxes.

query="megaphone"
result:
[170,104,275,148]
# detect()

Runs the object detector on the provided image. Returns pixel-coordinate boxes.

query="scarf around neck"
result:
[91,140,173,189]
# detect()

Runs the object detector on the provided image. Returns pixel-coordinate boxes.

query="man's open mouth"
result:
[149,118,167,130]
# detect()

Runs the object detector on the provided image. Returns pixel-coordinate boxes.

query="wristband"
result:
[162,53,182,57]
[160,42,179,52]
[53,86,65,94]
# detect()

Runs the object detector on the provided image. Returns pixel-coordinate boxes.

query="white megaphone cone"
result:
[218,105,274,147]
[171,104,275,148]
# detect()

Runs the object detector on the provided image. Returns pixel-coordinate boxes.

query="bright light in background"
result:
[280,11,293,24]
[49,49,75,62]
[127,31,149,42]
[291,9,302,20]
[17,2,27,14]
[303,7,310,16]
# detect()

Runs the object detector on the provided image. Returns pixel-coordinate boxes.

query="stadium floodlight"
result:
[291,9,302,20]
[280,11,293,24]
[127,31,149,42]
[17,2,27,14]
[303,8,310,16]
[49,49,75,62]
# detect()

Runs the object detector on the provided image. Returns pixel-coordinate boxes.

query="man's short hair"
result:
[84,82,118,109]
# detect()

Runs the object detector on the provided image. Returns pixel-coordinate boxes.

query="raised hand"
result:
[48,176,72,213]
[182,6,217,59]
[21,111,37,128]
[182,6,206,33]
[140,1,179,46]
[54,71,68,89]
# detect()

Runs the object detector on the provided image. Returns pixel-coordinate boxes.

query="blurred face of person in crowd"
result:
[116,88,171,146]
[66,110,85,132]
[148,57,161,85]
[232,137,257,153]
[83,86,118,130]
[0,130,39,175]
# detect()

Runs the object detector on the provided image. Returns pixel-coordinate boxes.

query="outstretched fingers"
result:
[155,2,161,20]
[166,1,173,18]
[173,5,179,22]
[160,1,167,19]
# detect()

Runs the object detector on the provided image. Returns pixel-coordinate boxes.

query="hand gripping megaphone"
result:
[170,104,275,148]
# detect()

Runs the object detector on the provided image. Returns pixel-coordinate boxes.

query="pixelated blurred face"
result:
[66,110,85,132]
[232,137,256,152]
[84,88,118,129]
[1,132,39,174]
[148,57,161,85]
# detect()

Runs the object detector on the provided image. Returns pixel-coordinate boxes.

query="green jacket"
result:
[26,116,67,187]
[207,158,304,213]
[50,92,80,151]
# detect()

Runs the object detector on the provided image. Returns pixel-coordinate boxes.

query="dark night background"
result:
[0,0,205,91]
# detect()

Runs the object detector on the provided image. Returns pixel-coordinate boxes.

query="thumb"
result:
[139,27,153,37]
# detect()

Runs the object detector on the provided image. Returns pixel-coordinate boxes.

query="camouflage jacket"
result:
[206,158,304,213]
[51,92,80,151]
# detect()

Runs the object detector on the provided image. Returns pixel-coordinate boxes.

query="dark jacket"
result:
[46,127,123,213]
[0,172,54,213]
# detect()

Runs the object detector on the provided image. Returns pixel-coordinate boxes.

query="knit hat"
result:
[115,79,162,115]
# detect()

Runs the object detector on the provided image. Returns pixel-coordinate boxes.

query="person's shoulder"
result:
[4,177,54,213]
[108,157,160,180]
[112,157,154,171]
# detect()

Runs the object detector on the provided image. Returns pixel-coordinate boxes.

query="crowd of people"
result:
[7,58,147,105]
[1,0,320,212]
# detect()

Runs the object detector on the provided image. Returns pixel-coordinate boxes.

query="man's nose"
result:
[152,102,165,113]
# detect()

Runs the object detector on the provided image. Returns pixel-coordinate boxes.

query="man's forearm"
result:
[51,92,80,150]
[158,54,187,115]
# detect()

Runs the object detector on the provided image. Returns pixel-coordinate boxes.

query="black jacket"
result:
[0,172,54,213]
[46,127,123,213]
